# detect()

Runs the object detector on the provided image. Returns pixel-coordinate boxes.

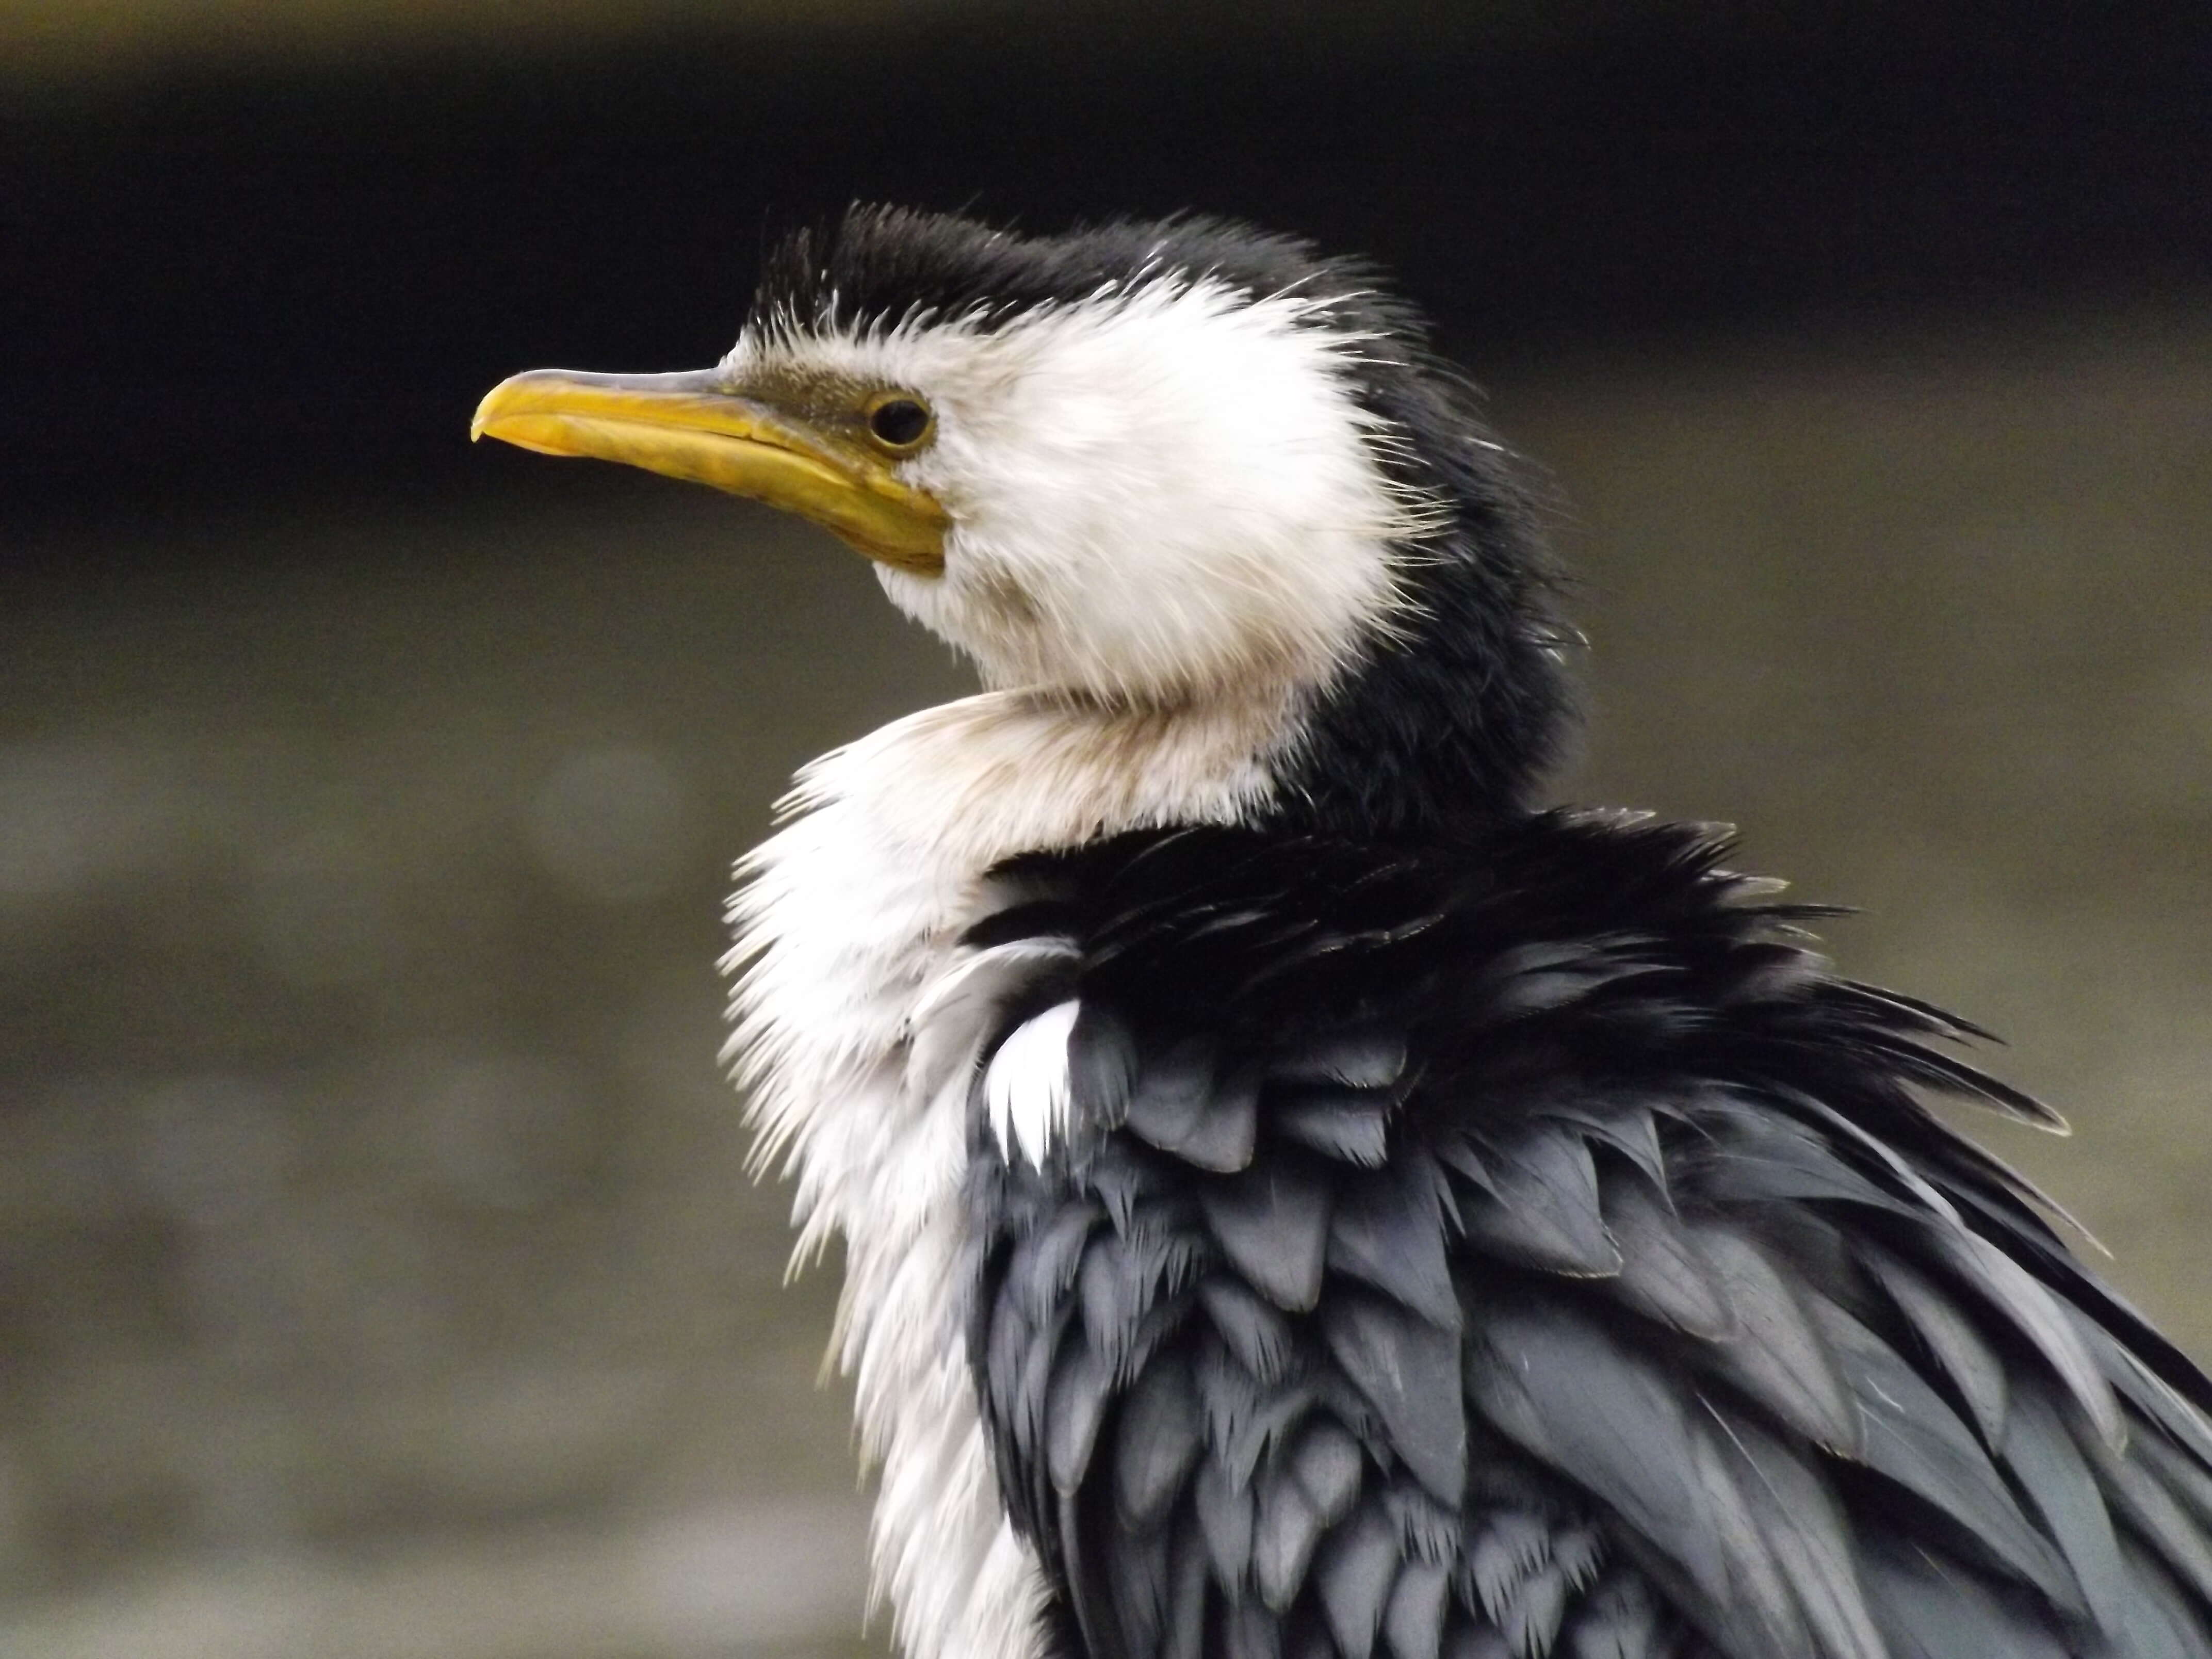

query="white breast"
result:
[724,688,1283,1659]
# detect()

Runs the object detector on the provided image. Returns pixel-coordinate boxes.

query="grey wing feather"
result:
[1599,1171,1732,1340]
[1810,1297,2084,1604]
[1327,1154,1462,1330]
[1197,1454,1258,1590]
[966,965,2212,1659]
[2089,1432,2212,1605]
[1560,1574,1671,1659]
[1293,1419,1367,1526]
[1857,1242,2011,1447]
[1712,1414,1886,1659]
[1127,1041,1260,1173]
[1276,1091,1394,1167]
[1049,1340,1115,1495]
[1383,1563,1452,1659]
[1461,1126,1621,1277]
[1201,1277,1298,1385]
[1255,1460,1330,1612]
[1321,1291,1466,1508]
[1116,1358,1206,1527]
[1857,1536,2074,1659]
[1999,1377,2132,1637]
[1687,1223,1861,1455]
[1316,1508,1401,1659]
[1931,1226,2127,1450]
[1271,1031,1409,1091]
[1199,1162,1335,1313]
[1466,1306,1749,1639]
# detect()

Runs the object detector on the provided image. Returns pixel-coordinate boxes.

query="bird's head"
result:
[476,206,1573,833]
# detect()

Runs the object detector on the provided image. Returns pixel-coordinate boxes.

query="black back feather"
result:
[961,812,2212,1659]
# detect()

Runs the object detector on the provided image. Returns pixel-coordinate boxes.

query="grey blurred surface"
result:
[3,302,2209,1655]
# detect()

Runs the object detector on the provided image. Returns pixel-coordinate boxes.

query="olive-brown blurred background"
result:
[4,6,2210,1656]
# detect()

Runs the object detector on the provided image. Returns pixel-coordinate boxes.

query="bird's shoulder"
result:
[952,810,2212,1659]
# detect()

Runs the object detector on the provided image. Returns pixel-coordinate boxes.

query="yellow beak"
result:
[471,368,948,575]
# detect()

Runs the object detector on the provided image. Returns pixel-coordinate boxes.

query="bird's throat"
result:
[824,686,1297,870]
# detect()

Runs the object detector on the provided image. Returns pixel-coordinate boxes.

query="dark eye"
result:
[865,396,932,451]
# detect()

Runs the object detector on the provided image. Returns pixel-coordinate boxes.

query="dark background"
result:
[5,6,2211,1656]
[12,3,2212,527]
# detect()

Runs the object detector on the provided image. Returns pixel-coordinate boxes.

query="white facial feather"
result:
[728,277,1429,707]
[722,282,1422,1659]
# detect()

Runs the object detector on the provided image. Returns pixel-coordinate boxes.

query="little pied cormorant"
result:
[475,207,2212,1659]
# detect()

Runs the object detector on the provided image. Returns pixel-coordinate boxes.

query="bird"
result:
[473,205,2212,1659]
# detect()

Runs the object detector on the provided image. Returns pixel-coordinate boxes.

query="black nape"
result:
[1272,335,1575,838]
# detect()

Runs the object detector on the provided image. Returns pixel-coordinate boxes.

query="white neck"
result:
[722,687,1289,1659]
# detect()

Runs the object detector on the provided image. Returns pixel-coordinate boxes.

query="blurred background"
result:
[4,4,2211,1655]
